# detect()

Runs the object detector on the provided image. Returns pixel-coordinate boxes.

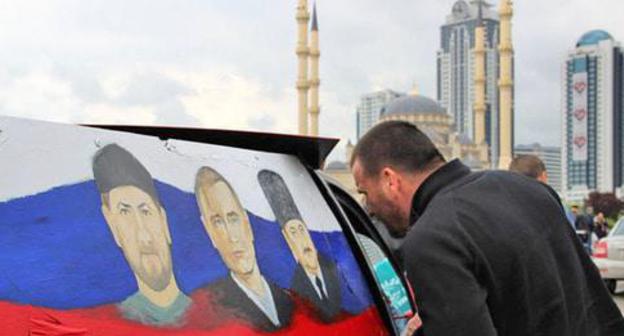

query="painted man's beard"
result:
[133,251,173,292]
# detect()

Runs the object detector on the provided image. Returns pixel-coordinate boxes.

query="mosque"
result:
[378,88,490,170]
[296,1,515,194]
[295,0,320,136]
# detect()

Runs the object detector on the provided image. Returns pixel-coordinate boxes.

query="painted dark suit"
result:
[204,276,294,332]
[291,253,342,323]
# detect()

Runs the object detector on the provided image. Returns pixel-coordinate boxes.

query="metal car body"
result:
[592,218,624,293]
[0,115,415,335]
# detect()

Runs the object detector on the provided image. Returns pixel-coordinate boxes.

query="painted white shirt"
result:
[230,273,280,326]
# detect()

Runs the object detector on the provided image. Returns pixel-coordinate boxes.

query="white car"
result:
[592,218,624,293]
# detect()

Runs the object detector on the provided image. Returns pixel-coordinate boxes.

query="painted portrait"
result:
[193,166,293,332]
[0,116,385,335]
[258,170,343,323]
[93,144,192,326]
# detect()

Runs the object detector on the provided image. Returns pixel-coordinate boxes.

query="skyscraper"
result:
[562,30,624,202]
[437,0,508,168]
[515,144,563,194]
[356,90,403,139]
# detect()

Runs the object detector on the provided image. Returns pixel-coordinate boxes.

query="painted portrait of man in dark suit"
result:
[258,170,342,323]
[195,166,293,332]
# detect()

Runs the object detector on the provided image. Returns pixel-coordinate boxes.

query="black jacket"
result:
[291,253,342,322]
[207,275,293,332]
[402,160,624,336]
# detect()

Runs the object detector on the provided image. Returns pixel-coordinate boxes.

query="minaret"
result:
[309,3,321,136]
[498,0,514,169]
[296,0,310,135]
[473,1,487,146]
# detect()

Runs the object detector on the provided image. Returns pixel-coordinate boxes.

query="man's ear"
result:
[159,207,172,245]
[381,167,401,193]
[101,203,122,248]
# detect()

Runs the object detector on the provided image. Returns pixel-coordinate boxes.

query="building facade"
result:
[515,144,563,194]
[356,90,403,139]
[562,30,624,202]
[437,0,505,168]
[378,92,490,170]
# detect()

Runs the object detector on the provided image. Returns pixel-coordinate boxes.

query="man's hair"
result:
[351,121,444,177]
[93,144,160,208]
[194,166,241,212]
[508,154,546,180]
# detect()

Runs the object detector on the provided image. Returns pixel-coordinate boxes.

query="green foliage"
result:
[585,192,624,220]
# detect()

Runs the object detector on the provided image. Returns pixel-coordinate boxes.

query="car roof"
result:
[85,124,339,170]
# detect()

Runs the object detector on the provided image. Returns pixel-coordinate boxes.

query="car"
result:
[592,218,624,294]
[319,172,415,334]
[0,115,415,335]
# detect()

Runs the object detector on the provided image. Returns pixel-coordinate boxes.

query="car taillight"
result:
[593,240,608,258]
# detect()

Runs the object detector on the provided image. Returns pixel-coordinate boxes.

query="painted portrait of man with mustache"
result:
[258,170,343,323]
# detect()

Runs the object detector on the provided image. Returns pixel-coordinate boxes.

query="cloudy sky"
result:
[0,0,623,162]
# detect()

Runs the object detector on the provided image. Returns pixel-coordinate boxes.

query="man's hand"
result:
[401,313,422,336]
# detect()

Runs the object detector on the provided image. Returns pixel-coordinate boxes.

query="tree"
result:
[585,192,624,219]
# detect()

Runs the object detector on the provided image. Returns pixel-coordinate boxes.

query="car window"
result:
[612,220,624,236]
[0,116,390,335]
[357,234,414,332]
[324,180,416,335]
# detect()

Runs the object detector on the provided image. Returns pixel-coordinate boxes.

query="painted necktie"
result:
[315,276,327,301]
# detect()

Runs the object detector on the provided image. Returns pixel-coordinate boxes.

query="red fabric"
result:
[1,299,388,336]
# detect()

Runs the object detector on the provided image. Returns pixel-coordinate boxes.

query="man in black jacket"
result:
[350,120,624,336]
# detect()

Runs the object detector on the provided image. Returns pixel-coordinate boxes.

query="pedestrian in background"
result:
[508,154,548,184]
[508,154,568,209]
[351,120,624,336]
[594,212,610,240]
[574,205,595,253]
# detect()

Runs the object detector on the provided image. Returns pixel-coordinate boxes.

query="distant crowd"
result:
[570,206,611,253]
[509,154,618,254]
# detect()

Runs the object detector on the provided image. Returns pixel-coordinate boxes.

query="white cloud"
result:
[83,103,156,125]
[0,0,623,159]
[169,69,297,133]
[0,70,78,122]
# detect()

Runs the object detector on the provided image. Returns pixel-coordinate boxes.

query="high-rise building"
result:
[515,144,563,194]
[438,0,510,168]
[356,90,403,139]
[562,30,624,202]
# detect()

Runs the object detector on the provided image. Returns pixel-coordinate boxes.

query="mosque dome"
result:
[451,0,471,19]
[382,94,446,117]
[576,30,613,47]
